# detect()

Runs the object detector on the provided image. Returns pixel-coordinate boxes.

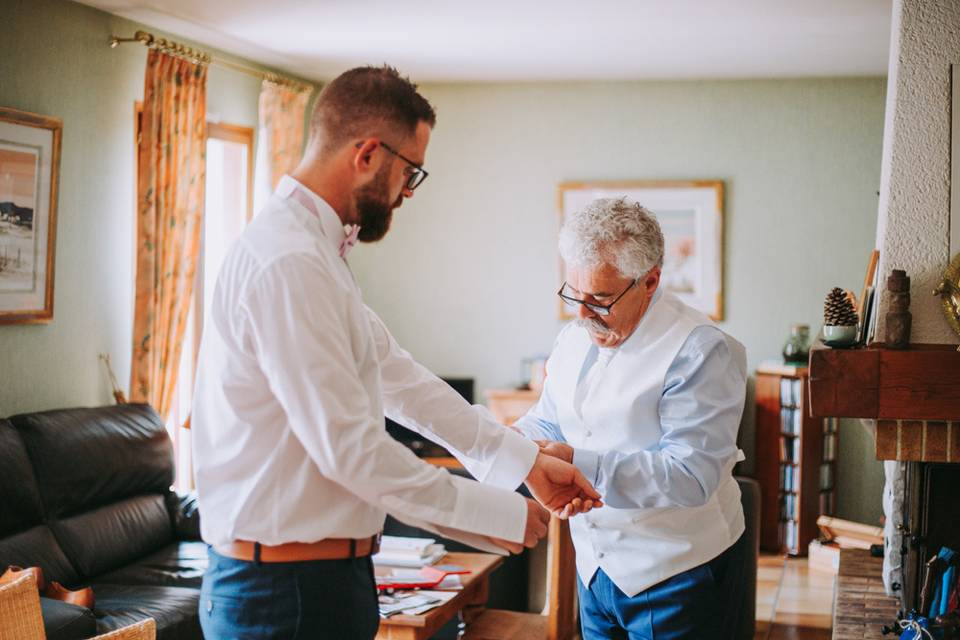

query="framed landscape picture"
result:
[557,180,724,321]
[0,107,61,324]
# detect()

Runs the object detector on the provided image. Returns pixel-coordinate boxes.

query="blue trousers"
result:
[199,548,380,639]
[577,534,748,640]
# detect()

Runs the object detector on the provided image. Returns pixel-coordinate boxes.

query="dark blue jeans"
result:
[199,548,380,639]
[577,533,748,640]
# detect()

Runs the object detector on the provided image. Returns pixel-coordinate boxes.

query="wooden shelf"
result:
[484,388,540,425]
[755,369,831,556]
[808,342,960,420]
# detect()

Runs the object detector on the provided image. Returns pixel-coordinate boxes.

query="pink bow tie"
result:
[340,225,360,258]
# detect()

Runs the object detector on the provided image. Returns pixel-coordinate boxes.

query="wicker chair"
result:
[0,574,156,640]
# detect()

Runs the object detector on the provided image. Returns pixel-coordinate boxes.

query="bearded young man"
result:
[191,66,600,639]
[515,197,749,640]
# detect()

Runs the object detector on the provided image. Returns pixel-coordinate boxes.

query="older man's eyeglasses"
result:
[379,141,429,191]
[558,279,638,316]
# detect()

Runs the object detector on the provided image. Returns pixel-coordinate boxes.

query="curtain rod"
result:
[109,30,314,92]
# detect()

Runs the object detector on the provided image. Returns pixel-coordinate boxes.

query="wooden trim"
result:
[809,343,960,420]
[0,107,61,324]
[207,122,254,222]
[546,517,577,640]
[754,372,784,552]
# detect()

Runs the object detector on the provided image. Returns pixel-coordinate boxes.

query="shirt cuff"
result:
[573,448,602,489]
[450,475,528,542]
[479,429,539,490]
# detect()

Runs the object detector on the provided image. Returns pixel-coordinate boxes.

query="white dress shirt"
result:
[192,175,538,548]
[514,291,747,596]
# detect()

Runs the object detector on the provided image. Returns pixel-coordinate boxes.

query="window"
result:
[167,122,253,490]
[136,106,253,490]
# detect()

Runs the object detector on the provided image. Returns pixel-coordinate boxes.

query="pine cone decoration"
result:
[824,287,858,326]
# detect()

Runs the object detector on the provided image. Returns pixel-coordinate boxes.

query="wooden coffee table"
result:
[375,552,503,640]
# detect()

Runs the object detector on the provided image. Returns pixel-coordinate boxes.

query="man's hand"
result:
[486,498,550,554]
[535,440,574,464]
[525,452,602,519]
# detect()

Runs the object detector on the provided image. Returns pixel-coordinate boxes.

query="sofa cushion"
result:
[0,419,45,537]
[52,495,174,581]
[9,405,174,518]
[0,525,80,586]
[91,584,202,640]
[165,492,201,541]
[40,598,97,640]
[93,541,207,589]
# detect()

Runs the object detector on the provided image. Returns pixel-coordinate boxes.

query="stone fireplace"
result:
[809,343,960,633]
[809,0,960,632]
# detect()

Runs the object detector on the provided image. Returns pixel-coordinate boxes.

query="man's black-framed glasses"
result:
[557,279,638,316]
[380,141,429,191]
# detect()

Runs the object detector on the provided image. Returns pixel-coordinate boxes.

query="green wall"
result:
[0,0,887,526]
[0,0,269,416]
[351,79,887,526]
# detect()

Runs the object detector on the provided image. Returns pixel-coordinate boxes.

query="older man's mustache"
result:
[576,317,611,335]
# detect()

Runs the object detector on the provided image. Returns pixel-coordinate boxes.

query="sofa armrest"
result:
[165,491,202,541]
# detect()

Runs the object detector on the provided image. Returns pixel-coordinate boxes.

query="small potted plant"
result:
[822,287,858,347]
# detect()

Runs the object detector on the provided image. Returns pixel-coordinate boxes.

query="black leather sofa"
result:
[0,404,205,640]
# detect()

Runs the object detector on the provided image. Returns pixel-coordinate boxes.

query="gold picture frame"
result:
[0,107,61,324]
[556,180,724,321]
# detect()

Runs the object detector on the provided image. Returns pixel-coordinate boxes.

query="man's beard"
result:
[354,165,402,242]
[576,317,612,337]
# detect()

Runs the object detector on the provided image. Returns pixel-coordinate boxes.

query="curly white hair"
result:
[558,197,664,278]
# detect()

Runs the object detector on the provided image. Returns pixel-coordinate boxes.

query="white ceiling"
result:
[79,0,893,83]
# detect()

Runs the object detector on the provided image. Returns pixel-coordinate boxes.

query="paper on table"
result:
[400,590,457,615]
[378,593,441,617]
[378,535,437,554]
[386,515,509,556]
[373,544,446,567]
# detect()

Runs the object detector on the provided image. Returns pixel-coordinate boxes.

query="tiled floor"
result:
[755,553,835,640]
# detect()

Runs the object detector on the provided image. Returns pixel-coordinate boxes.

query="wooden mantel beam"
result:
[808,343,960,421]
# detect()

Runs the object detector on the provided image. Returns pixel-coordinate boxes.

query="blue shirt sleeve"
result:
[512,369,566,444]
[573,325,746,509]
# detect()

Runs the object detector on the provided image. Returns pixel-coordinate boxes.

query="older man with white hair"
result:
[514,197,749,639]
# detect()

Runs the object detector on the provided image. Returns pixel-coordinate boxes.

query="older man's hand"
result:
[525,452,602,519]
[535,440,574,464]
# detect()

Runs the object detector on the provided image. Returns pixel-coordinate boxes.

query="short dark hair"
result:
[309,65,436,153]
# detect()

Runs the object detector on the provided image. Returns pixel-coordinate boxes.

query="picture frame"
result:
[556,180,724,321]
[0,107,61,324]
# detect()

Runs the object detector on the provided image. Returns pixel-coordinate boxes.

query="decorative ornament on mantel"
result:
[884,269,911,350]
[822,287,858,347]
[933,252,960,352]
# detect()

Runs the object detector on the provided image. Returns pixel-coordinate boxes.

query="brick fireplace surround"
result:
[809,342,960,639]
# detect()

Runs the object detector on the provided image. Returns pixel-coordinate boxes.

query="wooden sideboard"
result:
[485,388,540,425]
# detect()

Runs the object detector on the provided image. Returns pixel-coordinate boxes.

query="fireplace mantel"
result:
[808,343,960,462]
[809,343,960,420]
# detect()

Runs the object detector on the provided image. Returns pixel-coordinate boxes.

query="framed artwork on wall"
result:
[0,107,61,324]
[557,180,724,321]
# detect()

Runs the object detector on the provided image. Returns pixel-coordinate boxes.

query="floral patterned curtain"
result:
[253,80,312,212]
[129,49,207,419]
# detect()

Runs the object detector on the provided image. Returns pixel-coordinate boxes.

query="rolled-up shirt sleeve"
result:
[241,254,528,542]
[575,326,746,509]
[367,308,538,490]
